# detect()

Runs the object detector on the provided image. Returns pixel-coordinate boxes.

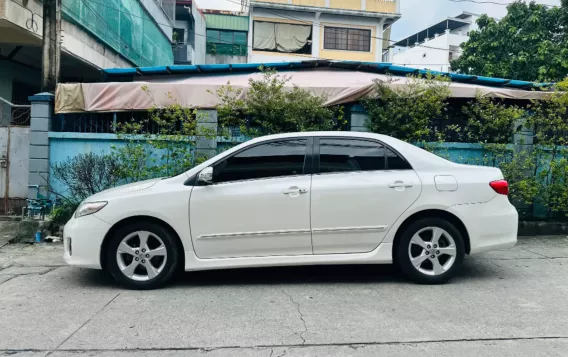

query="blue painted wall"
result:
[49,132,495,193]
[48,132,244,196]
[49,133,129,196]
[52,132,562,219]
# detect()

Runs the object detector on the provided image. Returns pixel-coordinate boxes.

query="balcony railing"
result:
[173,44,193,64]
[0,97,31,127]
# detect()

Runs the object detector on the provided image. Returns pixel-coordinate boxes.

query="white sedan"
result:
[64,132,518,289]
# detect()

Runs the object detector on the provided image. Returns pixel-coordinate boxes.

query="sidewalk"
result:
[0,236,567,356]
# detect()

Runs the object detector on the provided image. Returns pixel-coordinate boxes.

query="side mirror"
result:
[197,166,214,184]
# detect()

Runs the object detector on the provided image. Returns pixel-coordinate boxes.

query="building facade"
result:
[204,11,249,65]
[0,0,176,213]
[390,12,480,73]
[174,0,206,65]
[0,0,175,117]
[247,0,401,63]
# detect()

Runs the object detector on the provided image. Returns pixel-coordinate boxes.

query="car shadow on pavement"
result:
[73,259,499,289]
[172,264,405,287]
[170,259,498,287]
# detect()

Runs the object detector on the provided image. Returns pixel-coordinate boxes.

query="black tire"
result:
[106,221,180,290]
[395,218,465,284]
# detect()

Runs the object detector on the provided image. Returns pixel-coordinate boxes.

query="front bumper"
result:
[63,214,111,269]
[448,195,518,255]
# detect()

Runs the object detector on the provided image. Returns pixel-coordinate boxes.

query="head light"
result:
[75,201,108,218]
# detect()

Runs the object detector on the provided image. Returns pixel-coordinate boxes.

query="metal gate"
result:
[0,97,31,215]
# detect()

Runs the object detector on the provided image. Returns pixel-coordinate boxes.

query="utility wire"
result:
[62,0,152,66]
[70,0,355,61]
[448,0,556,6]
[223,0,456,52]
[70,0,267,53]
[69,0,461,65]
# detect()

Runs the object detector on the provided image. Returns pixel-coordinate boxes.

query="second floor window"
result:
[253,21,312,54]
[206,30,248,56]
[324,27,372,52]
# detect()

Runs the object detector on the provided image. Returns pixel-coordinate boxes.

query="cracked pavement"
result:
[0,237,568,356]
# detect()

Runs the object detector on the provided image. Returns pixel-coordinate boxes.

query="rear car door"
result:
[189,138,314,258]
[310,137,421,254]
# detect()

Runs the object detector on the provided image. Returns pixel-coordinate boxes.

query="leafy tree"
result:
[461,94,525,144]
[363,74,451,142]
[525,79,568,217]
[452,0,568,82]
[113,87,214,182]
[213,68,346,137]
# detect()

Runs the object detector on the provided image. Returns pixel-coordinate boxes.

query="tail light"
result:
[490,180,509,195]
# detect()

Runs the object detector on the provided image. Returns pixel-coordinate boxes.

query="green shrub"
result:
[50,202,80,227]
[213,67,347,138]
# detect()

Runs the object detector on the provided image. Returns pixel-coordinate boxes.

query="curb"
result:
[519,221,568,237]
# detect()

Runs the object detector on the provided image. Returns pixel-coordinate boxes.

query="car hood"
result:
[86,178,164,202]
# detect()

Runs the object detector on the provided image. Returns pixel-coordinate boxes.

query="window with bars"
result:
[324,27,371,52]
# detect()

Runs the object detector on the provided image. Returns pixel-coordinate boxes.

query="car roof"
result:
[184,131,456,180]
[247,132,455,171]
[247,131,388,142]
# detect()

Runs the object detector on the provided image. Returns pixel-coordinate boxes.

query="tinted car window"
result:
[387,149,412,170]
[213,139,307,183]
[319,139,386,173]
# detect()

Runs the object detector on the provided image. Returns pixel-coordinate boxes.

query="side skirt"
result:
[184,243,393,271]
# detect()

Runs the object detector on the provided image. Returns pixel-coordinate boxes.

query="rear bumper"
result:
[63,214,110,269]
[447,196,518,255]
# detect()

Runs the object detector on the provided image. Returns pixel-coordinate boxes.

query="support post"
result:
[350,104,369,132]
[375,18,386,62]
[196,110,218,161]
[513,118,535,218]
[313,12,321,59]
[41,0,61,93]
[28,93,54,199]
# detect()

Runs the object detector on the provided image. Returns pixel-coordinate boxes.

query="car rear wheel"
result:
[395,218,465,284]
[106,222,180,290]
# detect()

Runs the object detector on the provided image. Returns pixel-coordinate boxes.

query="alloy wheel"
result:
[407,226,457,276]
[116,231,168,281]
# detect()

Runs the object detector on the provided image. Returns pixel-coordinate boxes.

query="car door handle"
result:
[388,181,413,189]
[283,187,308,195]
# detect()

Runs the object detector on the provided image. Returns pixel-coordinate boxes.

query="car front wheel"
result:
[106,222,180,290]
[395,218,465,284]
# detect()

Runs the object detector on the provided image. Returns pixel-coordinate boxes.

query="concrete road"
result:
[0,237,567,357]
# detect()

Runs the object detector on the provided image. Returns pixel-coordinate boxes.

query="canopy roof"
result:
[55,60,553,114]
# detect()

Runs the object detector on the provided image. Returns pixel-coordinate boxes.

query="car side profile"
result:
[64,132,518,289]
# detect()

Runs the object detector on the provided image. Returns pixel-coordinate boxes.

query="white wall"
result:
[3,0,133,69]
[391,31,468,72]
[4,0,44,40]
[390,13,479,72]
[206,54,247,64]
[192,5,207,65]
[62,21,133,69]
[139,0,174,41]
[0,127,29,199]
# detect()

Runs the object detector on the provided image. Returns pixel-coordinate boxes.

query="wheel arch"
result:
[392,209,471,256]
[100,215,186,271]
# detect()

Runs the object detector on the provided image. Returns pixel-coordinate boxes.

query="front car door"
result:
[189,138,314,258]
[310,137,421,254]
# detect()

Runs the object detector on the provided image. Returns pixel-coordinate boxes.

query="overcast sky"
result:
[194,0,561,40]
